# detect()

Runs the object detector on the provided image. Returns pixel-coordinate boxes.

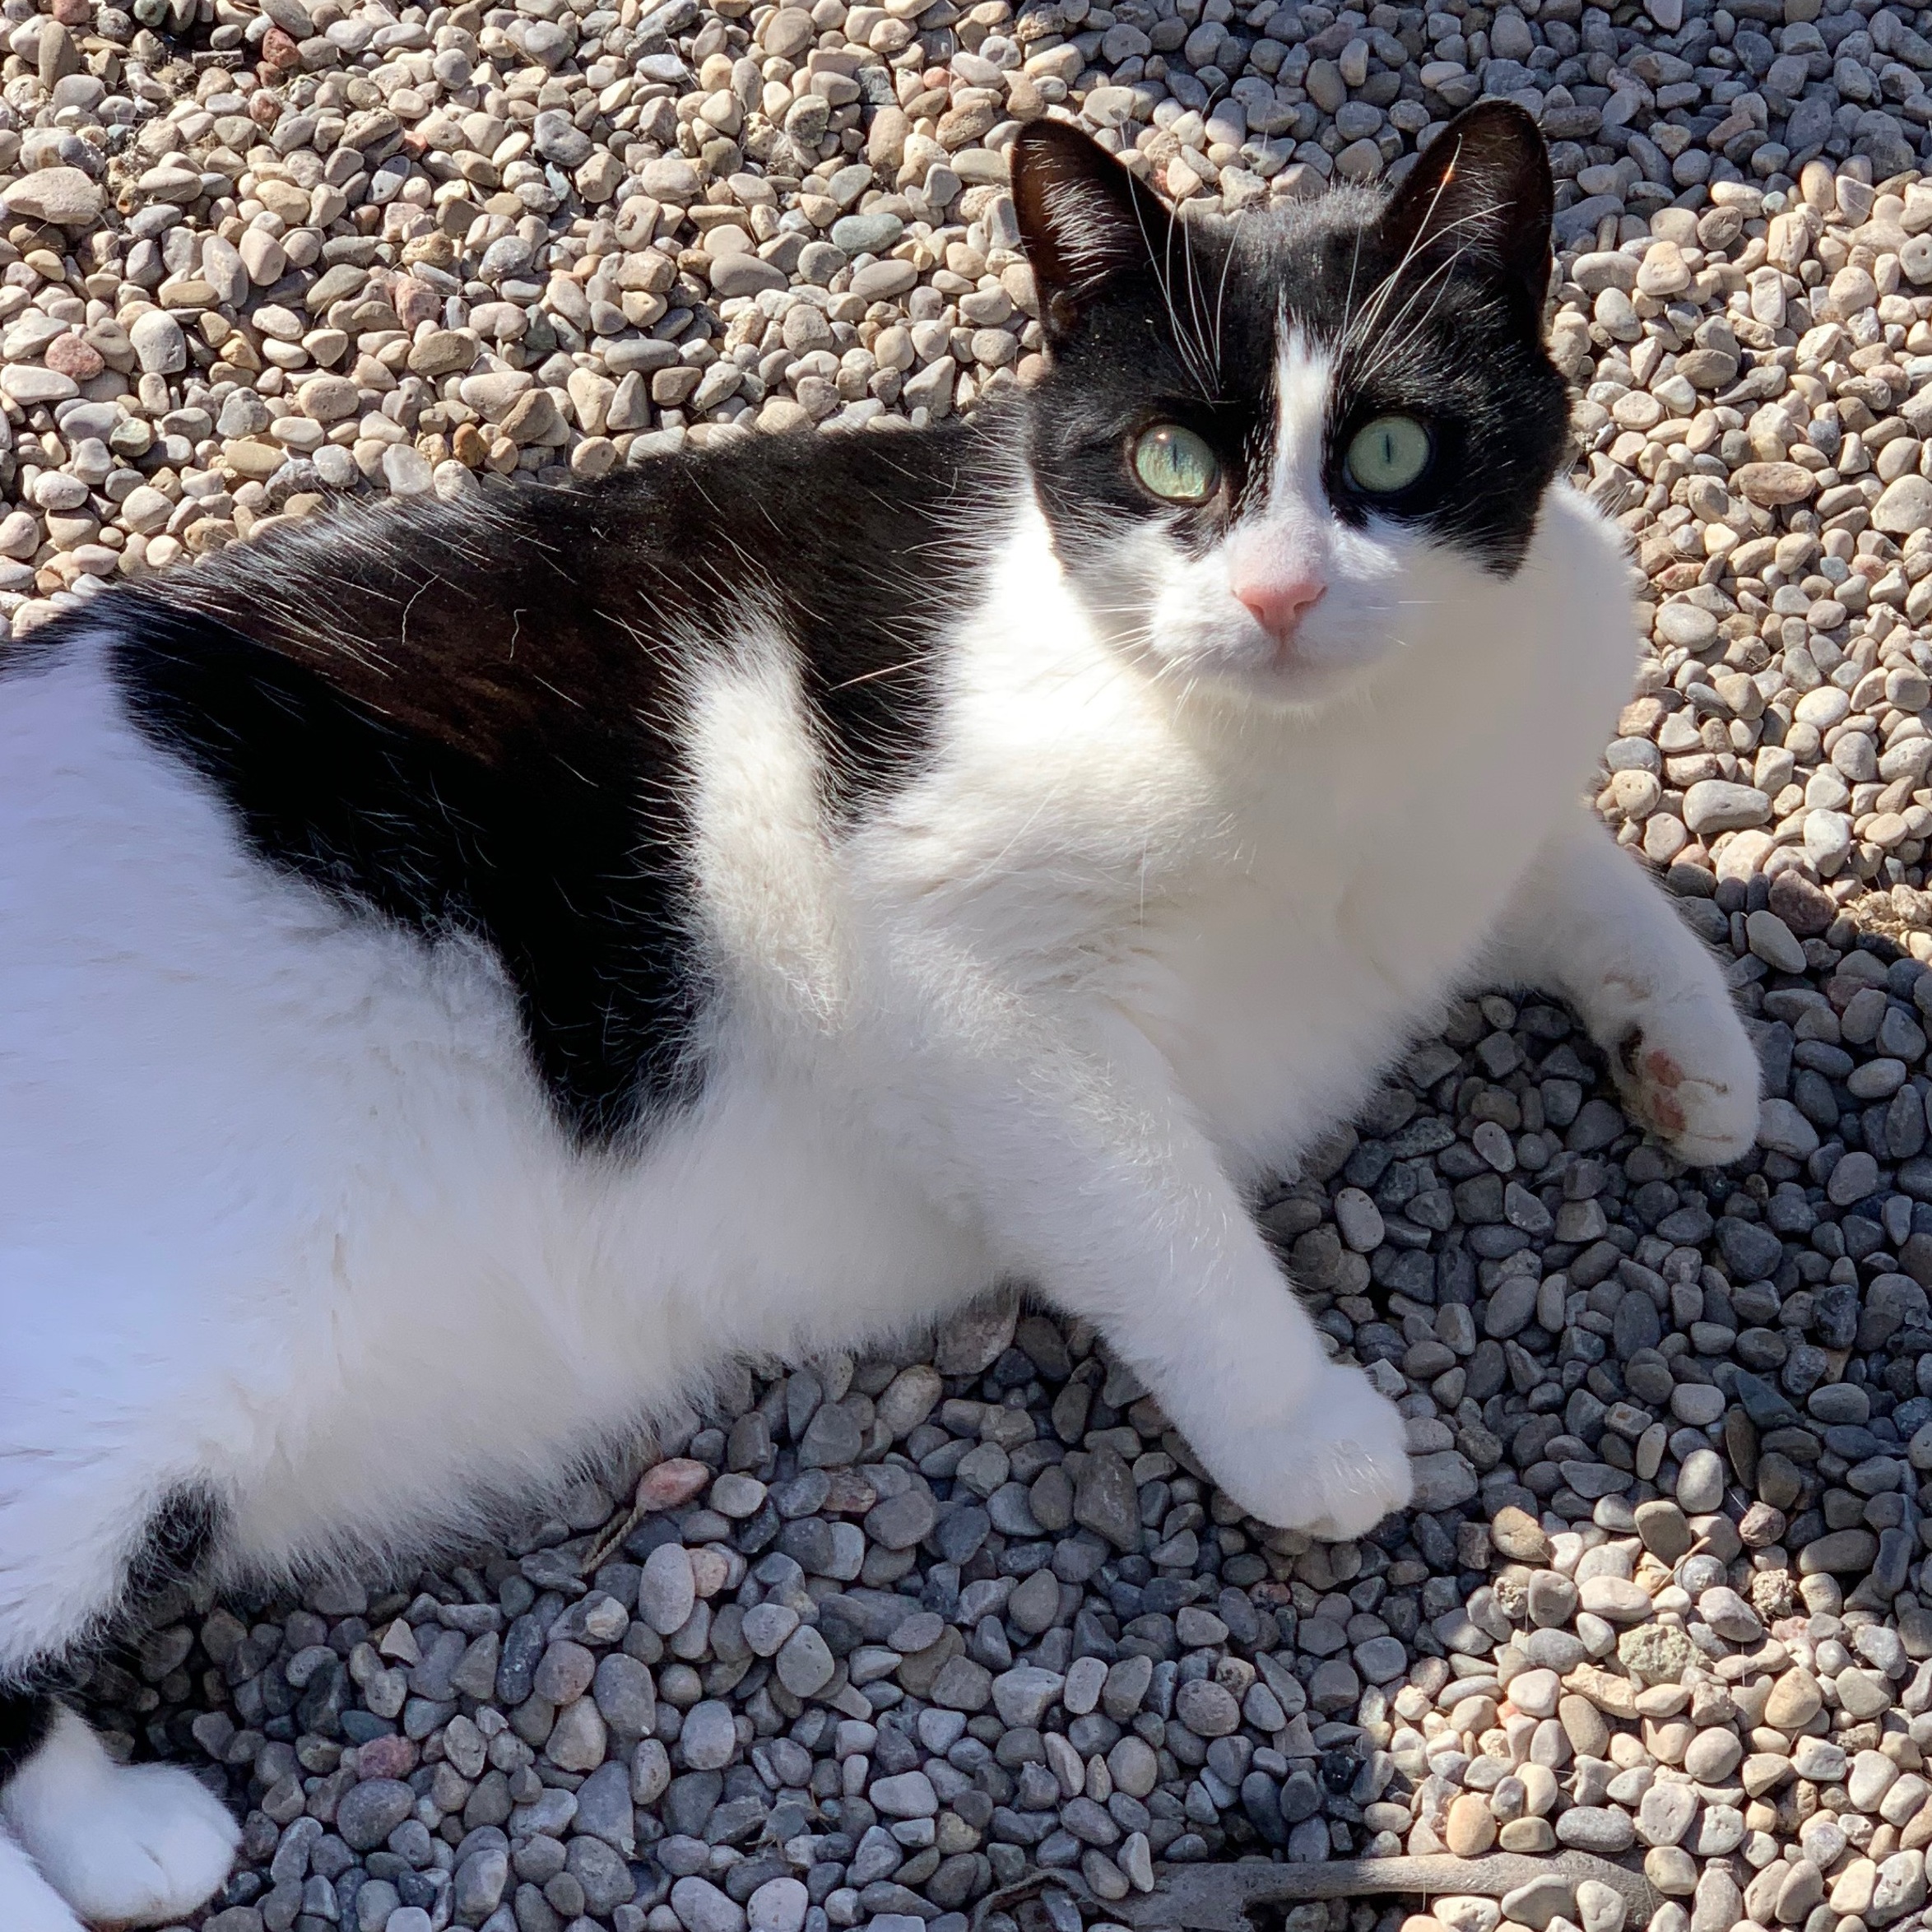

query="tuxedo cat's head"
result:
[1008,104,1570,708]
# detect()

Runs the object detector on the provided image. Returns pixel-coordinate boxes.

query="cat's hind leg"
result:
[0,1492,239,1926]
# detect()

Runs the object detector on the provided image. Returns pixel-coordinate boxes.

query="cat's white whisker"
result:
[1338,143,1470,354]
[1177,214,1220,399]
[1338,221,1480,380]
[1126,186,1205,402]
[1210,199,1250,388]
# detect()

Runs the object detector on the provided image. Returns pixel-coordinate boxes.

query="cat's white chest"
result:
[1060,491,1638,1178]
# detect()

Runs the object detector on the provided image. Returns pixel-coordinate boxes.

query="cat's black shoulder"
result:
[75,417,1001,1147]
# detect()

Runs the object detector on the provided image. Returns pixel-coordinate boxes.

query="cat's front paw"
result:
[2,1709,239,1928]
[1202,1362,1414,1537]
[1605,988,1760,1166]
[58,1765,237,1925]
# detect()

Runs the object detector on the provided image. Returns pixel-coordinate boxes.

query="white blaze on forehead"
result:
[1267,325,1334,518]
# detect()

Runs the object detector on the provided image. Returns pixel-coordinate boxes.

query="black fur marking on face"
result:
[88,426,996,1149]
[1008,102,1570,581]
[1322,102,1567,571]
[0,1688,53,1788]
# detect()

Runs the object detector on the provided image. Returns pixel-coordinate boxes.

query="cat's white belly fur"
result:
[0,666,983,1616]
[0,485,1640,1648]
[0,634,982,1632]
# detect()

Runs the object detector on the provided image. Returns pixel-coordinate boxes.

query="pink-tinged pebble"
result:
[353,1734,419,1781]
[637,1457,709,1512]
[394,277,443,330]
[44,335,103,381]
[690,1546,732,1598]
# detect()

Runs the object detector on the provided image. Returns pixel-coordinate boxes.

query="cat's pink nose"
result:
[1234,571,1326,643]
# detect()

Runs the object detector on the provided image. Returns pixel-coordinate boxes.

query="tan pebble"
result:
[1646,1846,1700,1896]
[1874,474,1932,536]
[1560,1693,1610,1758]
[1446,1792,1498,1856]
[1500,1818,1557,1852]
[1490,1505,1550,1563]
[571,436,620,478]
[409,329,478,378]
[687,1545,732,1596]
[223,439,286,481]
[1743,1751,1797,1796]
[1637,240,1690,296]
[1902,1797,1932,1851]
[1734,461,1818,506]
[1006,72,1045,118]
[500,388,564,444]
[1765,1667,1823,1729]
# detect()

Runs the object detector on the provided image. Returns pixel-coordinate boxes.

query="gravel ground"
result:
[14,0,1932,1927]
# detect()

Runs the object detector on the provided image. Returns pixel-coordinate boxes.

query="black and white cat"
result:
[0,101,1760,1924]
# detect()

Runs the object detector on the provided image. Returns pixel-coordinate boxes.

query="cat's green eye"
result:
[1345,414,1432,495]
[1133,424,1220,504]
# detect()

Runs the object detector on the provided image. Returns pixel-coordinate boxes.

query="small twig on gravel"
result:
[970,1867,1099,1932]
[578,1498,646,1575]
[1110,1855,1664,1932]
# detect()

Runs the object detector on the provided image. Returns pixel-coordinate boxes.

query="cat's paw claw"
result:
[1204,1364,1414,1536]
[1611,1009,1758,1166]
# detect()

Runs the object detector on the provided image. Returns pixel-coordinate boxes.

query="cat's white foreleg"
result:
[885,993,1412,1535]
[1488,812,1760,1164]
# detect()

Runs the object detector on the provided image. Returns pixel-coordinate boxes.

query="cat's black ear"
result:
[1010,119,1169,343]
[1377,101,1553,315]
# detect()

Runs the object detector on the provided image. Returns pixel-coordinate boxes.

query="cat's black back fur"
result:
[98,423,996,1147]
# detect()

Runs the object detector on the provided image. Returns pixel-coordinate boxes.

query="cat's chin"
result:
[1189,647,1380,713]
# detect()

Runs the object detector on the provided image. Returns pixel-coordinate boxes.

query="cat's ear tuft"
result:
[1010,119,1168,342]
[1377,101,1553,314]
